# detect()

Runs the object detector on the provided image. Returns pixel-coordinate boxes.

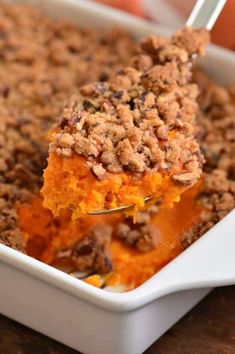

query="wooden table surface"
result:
[1,286,235,354]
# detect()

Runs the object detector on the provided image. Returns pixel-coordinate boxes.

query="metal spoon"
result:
[88,0,226,216]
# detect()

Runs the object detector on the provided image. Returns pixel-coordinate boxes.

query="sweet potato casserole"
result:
[0,3,234,290]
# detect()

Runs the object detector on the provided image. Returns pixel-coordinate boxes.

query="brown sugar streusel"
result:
[181,70,235,247]
[115,205,160,252]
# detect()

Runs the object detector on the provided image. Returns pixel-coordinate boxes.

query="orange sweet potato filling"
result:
[41,153,189,219]
[18,183,202,290]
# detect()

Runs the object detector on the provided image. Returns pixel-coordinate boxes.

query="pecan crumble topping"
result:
[181,71,235,247]
[70,224,113,274]
[115,206,160,252]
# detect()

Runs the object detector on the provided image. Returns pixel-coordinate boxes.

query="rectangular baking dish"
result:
[1,1,235,353]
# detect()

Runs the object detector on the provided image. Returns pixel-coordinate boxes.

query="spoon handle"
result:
[186,0,227,30]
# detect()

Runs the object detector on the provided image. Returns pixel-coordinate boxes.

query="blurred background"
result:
[94,0,235,51]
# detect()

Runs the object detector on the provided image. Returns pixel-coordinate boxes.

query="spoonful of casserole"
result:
[41,0,225,219]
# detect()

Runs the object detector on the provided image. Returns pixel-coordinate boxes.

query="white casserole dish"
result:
[1,1,235,353]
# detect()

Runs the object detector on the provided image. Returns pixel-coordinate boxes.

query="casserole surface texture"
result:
[0,1,234,290]
[0,1,235,353]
